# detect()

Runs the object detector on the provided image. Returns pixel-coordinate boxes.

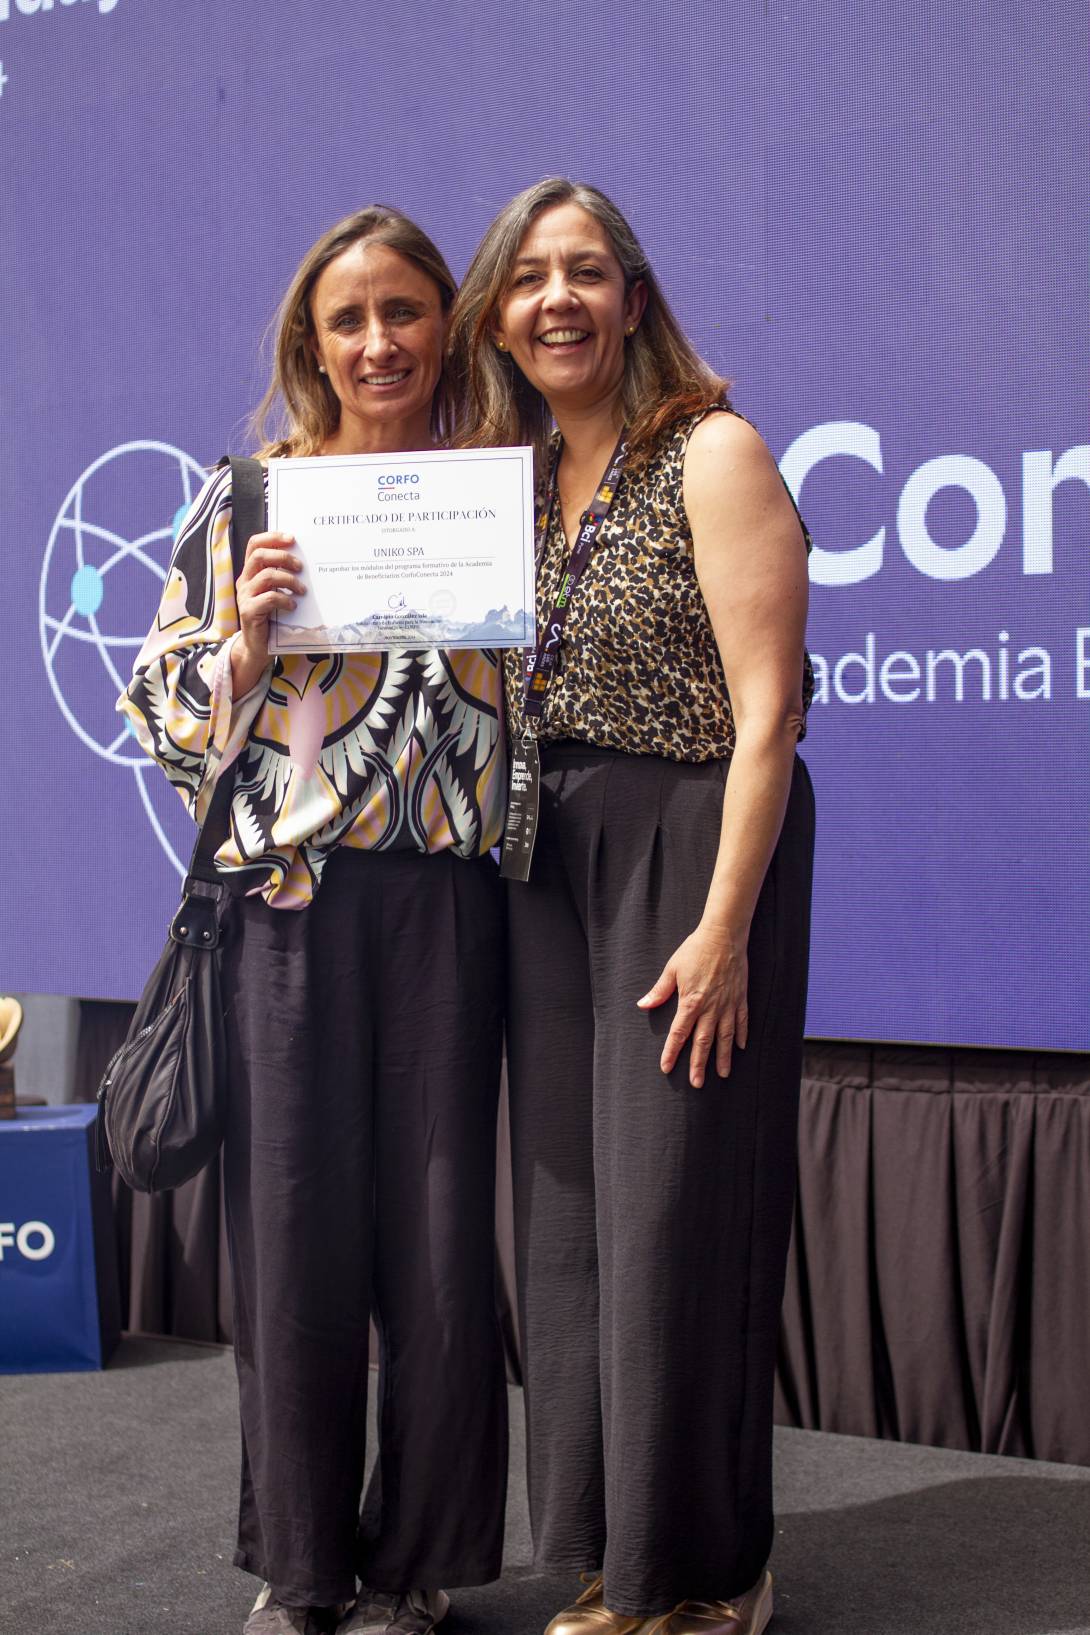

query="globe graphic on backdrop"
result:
[39,441,209,874]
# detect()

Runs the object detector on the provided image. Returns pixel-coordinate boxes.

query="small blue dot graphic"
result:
[172,503,190,540]
[70,564,104,617]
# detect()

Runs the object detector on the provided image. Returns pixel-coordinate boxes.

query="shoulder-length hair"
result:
[448,178,729,471]
[252,206,457,458]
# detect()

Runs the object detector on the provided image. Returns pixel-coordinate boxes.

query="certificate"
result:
[266,447,536,653]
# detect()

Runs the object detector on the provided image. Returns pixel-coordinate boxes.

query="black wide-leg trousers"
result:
[506,745,815,1616]
[222,847,507,1608]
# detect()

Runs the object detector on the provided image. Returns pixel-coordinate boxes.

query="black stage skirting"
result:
[74,1004,1090,1467]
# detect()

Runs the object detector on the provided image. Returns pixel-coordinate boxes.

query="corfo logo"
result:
[377,471,421,502]
[0,0,120,19]
[0,1221,56,1261]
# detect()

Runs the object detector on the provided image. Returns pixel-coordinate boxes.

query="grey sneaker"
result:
[336,1588,450,1635]
[245,1583,332,1635]
[386,1590,450,1635]
[335,1590,400,1635]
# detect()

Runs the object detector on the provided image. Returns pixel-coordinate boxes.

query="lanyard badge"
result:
[501,433,627,883]
[499,731,540,882]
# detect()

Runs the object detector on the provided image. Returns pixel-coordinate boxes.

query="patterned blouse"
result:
[503,408,814,760]
[119,464,506,908]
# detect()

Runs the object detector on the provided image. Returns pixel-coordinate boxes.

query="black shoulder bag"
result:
[95,456,265,1192]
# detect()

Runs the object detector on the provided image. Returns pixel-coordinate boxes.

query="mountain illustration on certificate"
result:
[273,605,532,651]
[460,606,532,640]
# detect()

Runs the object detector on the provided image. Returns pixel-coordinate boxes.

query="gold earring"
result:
[496,340,507,352]
[625,326,636,336]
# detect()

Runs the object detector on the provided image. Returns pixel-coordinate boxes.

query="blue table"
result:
[0,1105,121,1371]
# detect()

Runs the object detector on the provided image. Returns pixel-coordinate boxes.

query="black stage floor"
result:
[3,1337,1089,1635]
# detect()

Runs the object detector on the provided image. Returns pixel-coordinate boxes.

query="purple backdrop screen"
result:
[1,1,1086,1048]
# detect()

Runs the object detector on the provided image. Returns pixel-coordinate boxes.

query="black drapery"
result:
[777,1041,1090,1464]
[75,1004,1090,1467]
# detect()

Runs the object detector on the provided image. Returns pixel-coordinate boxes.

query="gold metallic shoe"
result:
[645,1571,773,1635]
[544,1575,651,1635]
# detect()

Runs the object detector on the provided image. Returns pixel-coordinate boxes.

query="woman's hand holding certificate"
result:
[266,446,535,652]
[231,530,306,695]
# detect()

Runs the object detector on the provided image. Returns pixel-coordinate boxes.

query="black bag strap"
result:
[185,455,267,888]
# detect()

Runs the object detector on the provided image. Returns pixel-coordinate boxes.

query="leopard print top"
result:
[504,408,815,761]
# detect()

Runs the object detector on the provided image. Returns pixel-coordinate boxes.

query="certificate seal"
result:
[429,587,457,617]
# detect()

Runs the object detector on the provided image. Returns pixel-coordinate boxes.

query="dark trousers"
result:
[222,847,508,1608]
[506,746,815,1616]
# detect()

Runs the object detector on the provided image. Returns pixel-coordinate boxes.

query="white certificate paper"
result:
[266,447,535,652]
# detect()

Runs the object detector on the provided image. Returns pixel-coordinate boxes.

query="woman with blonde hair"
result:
[120,206,507,1635]
[449,179,815,1635]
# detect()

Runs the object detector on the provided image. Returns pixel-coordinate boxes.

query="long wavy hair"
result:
[252,206,457,457]
[448,178,728,470]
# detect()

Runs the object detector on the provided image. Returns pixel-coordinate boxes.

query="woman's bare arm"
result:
[638,412,809,1086]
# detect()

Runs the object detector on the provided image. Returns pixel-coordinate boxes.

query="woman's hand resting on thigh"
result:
[635,414,809,1091]
[637,923,749,1087]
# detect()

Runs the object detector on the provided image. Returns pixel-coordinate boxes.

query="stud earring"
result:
[625,326,636,336]
[318,364,327,374]
[496,340,507,352]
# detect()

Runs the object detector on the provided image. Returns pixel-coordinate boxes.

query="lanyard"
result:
[521,431,628,720]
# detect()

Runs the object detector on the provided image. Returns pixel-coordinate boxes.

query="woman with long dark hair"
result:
[449,179,815,1635]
